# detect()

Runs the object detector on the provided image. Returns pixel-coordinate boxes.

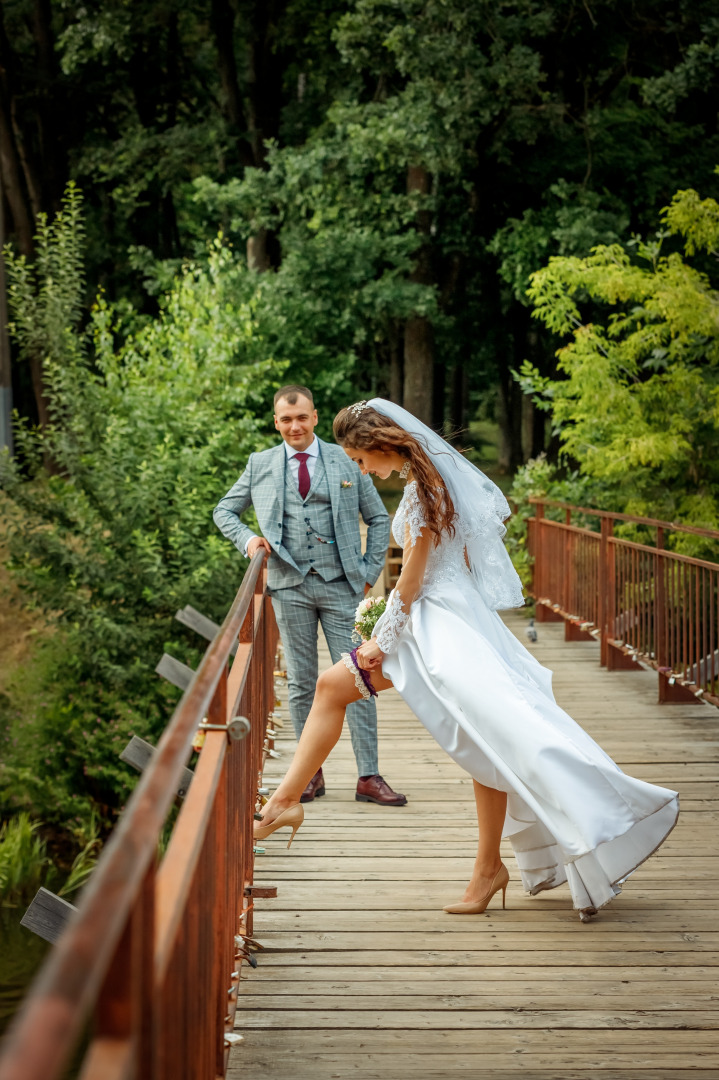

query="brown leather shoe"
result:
[300,768,325,803]
[355,774,407,806]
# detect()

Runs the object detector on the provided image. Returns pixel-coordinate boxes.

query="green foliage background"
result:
[1,188,285,826]
[513,173,719,558]
[2,0,719,849]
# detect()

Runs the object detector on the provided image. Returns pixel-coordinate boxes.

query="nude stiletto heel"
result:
[443,863,509,915]
[253,804,304,848]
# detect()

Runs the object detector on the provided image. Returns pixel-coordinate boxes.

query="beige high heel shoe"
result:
[253,804,304,848]
[443,863,509,914]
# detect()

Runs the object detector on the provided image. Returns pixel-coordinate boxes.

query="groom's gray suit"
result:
[213,438,390,776]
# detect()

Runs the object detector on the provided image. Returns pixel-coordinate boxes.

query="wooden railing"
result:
[528,498,719,707]
[0,550,278,1080]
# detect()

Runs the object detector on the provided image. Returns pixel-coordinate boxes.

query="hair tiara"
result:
[348,400,370,418]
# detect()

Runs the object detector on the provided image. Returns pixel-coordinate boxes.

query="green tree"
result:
[5,1,719,471]
[0,0,350,425]
[0,187,285,820]
[189,0,719,453]
[519,173,719,544]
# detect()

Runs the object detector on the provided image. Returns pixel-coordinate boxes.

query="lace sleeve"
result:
[374,502,432,654]
[375,590,409,654]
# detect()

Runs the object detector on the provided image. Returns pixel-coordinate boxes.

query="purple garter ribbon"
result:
[349,647,378,698]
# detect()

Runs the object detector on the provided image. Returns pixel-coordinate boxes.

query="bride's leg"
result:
[258,659,393,825]
[458,780,507,903]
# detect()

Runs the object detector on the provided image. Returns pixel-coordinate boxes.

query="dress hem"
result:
[525,796,680,911]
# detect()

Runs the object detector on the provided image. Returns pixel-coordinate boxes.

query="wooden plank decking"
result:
[230,613,719,1079]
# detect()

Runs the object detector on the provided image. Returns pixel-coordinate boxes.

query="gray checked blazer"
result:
[213,439,390,593]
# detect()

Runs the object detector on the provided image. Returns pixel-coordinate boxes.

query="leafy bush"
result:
[0,187,285,823]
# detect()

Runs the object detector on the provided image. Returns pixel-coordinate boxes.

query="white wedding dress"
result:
[371,480,679,914]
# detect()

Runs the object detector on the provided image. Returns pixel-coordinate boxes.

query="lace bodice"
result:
[375,482,472,654]
[392,482,472,594]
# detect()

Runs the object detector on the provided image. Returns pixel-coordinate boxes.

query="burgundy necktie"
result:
[295,452,311,500]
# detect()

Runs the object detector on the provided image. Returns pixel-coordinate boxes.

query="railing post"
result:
[606,524,617,667]
[563,509,571,615]
[214,766,229,1079]
[598,518,612,666]
[533,501,547,621]
[656,527,667,701]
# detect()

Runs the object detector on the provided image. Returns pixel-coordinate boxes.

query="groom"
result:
[213,384,406,806]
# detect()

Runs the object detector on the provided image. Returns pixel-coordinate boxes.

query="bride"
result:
[255,398,679,920]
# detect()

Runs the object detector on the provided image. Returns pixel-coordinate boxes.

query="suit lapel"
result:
[307,446,326,498]
[323,441,343,534]
[268,443,302,571]
[271,443,287,524]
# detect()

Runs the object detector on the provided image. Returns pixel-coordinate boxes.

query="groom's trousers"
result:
[269,573,379,777]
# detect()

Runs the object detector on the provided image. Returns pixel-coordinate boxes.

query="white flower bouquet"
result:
[352,595,387,643]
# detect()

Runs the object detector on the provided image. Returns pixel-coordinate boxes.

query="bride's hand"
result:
[356,640,384,670]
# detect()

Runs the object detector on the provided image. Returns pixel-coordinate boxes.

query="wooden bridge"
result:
[233,611,718,1079]
[0,500,717,1079]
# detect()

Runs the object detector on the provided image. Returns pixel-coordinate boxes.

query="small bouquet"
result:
[352,595,387,643]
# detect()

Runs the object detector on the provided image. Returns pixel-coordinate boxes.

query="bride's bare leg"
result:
[258,659,393,826]
[458,781,507,903]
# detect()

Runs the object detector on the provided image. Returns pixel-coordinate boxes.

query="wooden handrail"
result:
[0,550,277,1080]
[526,500,719,708]
[528,496,719,540]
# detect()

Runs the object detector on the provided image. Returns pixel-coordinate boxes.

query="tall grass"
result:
[0,812,100,907]
[0,814,48,906]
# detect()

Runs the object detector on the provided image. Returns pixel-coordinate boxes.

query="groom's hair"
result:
[274,384,314,408]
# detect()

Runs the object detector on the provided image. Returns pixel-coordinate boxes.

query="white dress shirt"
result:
[244,436,320,555]
[284,434,320,485]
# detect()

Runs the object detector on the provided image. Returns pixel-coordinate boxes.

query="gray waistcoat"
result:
[283,453,345,581]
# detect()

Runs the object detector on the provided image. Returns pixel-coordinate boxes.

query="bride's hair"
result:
[333,404,456,545]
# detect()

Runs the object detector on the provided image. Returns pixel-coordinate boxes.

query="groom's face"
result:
[274,394,318,452]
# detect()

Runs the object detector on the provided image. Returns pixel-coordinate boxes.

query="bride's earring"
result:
[399,461,411,479]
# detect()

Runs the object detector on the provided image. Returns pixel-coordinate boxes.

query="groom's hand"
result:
[247,536,272,558]
[364,583,372,596]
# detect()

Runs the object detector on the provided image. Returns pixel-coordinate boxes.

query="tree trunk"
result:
[236,2,288,271]
[210,0,254,170]
[527,325,548,458]
[432,357,446,430]
[521,394,535,462]
[403,165,434,424]
[0,1,58,434]
[403,316,434,424]
[29,0,66,214]
[388,322,403,404]
[247,228,271,272]
[496,371,523,474]
[245,2,284,170]
[0,94,35,257]
[450,361,468,436]
[0,82,52,433]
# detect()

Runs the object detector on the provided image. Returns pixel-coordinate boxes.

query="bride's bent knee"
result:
[316,661,358,704]
[316,664,346,696]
